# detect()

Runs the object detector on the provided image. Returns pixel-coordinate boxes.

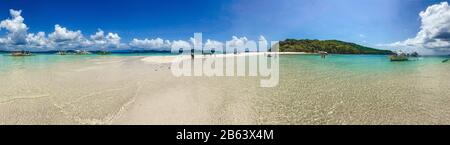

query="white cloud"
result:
[259,35,267,45]
[171,40,192,52]
[45,25,88,50]
[0,9,28,45]
[227,36,248,48]
[129,38,171,50]
[26,32,48,47]
[387,2,450,53]
[90,29,106,43]
[204,39,223,50]
[0,9,267,52]
[0,38,7,44]
[88,29,123,49]
[106,32,121,47]
[258,35,269,51]
[49,24,83,43]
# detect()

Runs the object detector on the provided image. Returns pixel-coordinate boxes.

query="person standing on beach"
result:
[191,48,195,59]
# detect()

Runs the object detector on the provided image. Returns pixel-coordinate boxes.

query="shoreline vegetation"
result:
[1,39,394,56]
[279,39,393,54]
[1,44,449,125]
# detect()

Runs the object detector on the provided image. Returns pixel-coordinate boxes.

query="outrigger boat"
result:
[319,51,328,58]
[390,51,409,61]
[10,50,32,56]
[56,50,67,55]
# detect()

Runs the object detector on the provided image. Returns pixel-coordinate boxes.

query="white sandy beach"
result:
[0,55,267,124]
[1,53,450,125]
[140,52,312,64]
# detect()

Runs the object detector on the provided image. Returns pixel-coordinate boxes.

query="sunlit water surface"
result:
[0,53,449,124]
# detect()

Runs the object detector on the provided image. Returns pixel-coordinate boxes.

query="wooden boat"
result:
[10,50,32,56]
[319,51,328,58]
[56,50,67,55]
[390,54,408,61]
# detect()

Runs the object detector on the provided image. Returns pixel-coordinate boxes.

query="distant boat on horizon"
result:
[56,50,67,55]
[10,50,32,56]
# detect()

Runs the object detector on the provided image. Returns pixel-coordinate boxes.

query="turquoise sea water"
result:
[1,53,447,71]
[0,52,174,71]
[287,54,447,70]
[1,53,449,124]
[256,54,450,124]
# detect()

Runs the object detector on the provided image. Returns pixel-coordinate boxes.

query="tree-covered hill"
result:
[278,39,393,54]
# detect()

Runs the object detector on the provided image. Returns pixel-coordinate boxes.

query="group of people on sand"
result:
[185,47,277,60]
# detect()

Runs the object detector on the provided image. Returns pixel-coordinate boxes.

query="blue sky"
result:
[0,0,449,51]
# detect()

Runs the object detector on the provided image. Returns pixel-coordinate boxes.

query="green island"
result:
[279,39,393,54]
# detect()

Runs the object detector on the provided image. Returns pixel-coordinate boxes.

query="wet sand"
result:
[1,54,450,125]
[0,55,265,124]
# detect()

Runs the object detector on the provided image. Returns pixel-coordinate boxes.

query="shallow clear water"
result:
[255,54,450,124]
[0,52,174,71]
[0,53,449,124]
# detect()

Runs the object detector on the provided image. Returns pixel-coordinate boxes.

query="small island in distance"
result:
[279,39,393,54]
